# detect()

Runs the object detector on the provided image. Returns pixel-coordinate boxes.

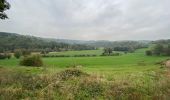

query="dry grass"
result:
[1,67,170,100]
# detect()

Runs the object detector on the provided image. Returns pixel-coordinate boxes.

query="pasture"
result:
[0,49,169,75]
[0,49,168,74]
[0,48,169,80]
[49,49,103,56]
[1,49,170,99]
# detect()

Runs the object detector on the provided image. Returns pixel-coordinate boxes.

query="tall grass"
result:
[1,67,170,100]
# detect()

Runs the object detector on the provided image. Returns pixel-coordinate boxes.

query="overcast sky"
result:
[0,0,170,40]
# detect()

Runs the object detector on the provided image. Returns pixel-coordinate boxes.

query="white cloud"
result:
[0,0,170,40]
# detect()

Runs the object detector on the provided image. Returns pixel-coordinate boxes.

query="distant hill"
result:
[43,37,150,49]
[0,32,95,52]
[0,32,154,53]
[152,39,170,44]
[51,38,150,49]
[51,39,150,46]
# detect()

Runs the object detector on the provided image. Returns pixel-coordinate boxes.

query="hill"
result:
[0,32,158,53]
[0,32,95,52]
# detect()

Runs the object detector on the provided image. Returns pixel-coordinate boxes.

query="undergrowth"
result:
[0,67,170,100]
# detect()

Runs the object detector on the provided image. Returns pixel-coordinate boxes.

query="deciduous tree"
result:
[0,0,10,19]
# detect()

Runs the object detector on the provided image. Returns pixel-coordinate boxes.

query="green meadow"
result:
[1,48,170,99]
[49,49,103,56]
[0,48,169,82]
[0,49,168,73]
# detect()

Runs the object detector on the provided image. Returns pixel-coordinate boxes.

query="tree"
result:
[152,44,164,56]
[103,48,112,55]
[147,43,170,56]
[0,0,10,19]
[164,45,170,56]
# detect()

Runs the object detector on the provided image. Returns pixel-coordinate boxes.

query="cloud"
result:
[0,0,170,40]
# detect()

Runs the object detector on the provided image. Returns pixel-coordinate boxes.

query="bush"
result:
[145,50,152,56]
[20,55,43,67]
[76,77,104,99]
[57,69,88,80]
[14,50,22,59]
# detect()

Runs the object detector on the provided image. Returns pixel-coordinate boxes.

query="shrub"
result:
[56,69,88,80]
[14,50,22,59]
[145,50,152,56]
[76,77,104,99]
[20,55,43,67]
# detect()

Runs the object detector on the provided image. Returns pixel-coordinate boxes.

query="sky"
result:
[0,0,170,41]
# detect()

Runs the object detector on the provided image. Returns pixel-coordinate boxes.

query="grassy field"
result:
[0,48,169,78]
[49,49,103,56]
[1,49,170,99]
[0,49,168,72]
[0,49,169,76]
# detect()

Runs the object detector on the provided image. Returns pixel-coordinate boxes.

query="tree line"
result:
[0,32,96,53]
[86,41,149,49]
[146,43,170,56]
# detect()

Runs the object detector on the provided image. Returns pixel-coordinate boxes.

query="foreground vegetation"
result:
[1,67,170,100]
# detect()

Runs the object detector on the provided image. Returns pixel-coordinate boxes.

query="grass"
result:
[0,49,169,73]
[1,48,170,99]
[1,67,170,99]
[45,49,168,68]
[49,49,103,56]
